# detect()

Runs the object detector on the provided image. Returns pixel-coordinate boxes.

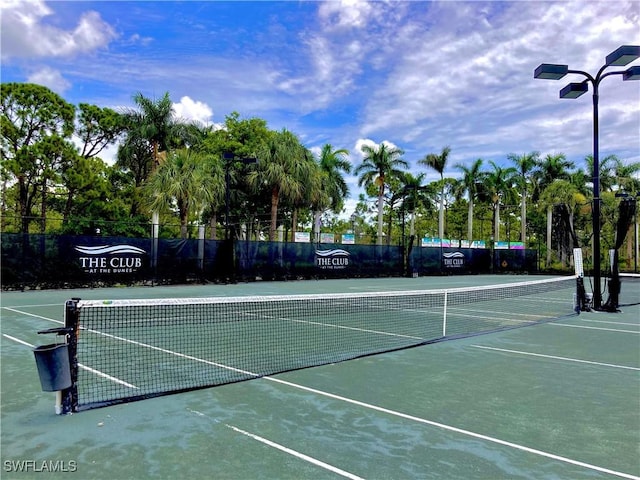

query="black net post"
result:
[62,298,81,414]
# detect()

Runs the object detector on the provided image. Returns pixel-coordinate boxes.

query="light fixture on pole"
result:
[534,45,640,310]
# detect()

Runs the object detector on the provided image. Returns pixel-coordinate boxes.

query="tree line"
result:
[1,82,638,270]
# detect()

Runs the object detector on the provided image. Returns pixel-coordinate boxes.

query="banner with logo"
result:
[442,251,465,269]
[75,244,146,274]
[315,249,350,270]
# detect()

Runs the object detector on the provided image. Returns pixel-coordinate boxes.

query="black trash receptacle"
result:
[33,344,71,392]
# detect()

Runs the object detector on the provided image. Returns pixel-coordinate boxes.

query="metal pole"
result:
[633,196,639,273]
[591,85,602,309]
[225,163,230,241]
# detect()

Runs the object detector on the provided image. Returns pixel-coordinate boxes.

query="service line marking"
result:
[471,345,640,371]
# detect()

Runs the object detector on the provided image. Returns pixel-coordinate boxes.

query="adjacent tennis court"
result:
[1,275,639,479]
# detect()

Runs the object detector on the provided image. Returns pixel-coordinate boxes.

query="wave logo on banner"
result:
[75,245,147,274]
[442,251,465,268]
[75,245,146,255]
[315,249,350,269]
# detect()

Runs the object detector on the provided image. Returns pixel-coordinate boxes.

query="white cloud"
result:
[172,96,214,124]
[318,0,374,30]
[0,0,116,59]
[355,1,640,165]
[352,138,402,161]
[26,67,70,94]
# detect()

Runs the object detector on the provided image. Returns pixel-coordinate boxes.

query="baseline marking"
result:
[2,334,34,348]
[3,307,64,324]
[471,345,640,371]
[578,319,639,327]
[1,334,138,388]
[551,323,639,334]
[226,424,364,480]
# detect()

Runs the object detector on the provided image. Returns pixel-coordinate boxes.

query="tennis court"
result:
[2,275,639,479]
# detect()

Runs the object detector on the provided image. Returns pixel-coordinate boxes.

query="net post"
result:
[61,298,80,414]
[442,291,448,337]
[573,248,590,312]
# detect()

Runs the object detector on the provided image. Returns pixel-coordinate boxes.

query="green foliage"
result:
[354,142,408,244]
[1,83,76,231]
[77,103,126,159]
[1,81,637,271]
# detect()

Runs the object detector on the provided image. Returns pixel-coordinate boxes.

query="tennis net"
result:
[61,276,578,412]
[614,273,640,306]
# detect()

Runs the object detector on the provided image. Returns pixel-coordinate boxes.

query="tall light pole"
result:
[534,45,640,310]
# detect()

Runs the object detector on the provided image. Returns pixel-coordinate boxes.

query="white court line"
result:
[6,309,637,479]
[551,323,639,334]
[578,319,639,327]
[3,307,64,324]
[2,334,34,348]
[265,377,640,480]
[1,334,138,388]
[3,303,63,308]
[448,307,552,319]
[471,345,640,371]
[254,313,425,341]
[226,424,364,480]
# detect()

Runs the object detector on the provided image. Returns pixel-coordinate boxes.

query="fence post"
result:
[151,212,159,281]
[198,224,205,275]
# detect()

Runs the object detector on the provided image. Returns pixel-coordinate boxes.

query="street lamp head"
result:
[623,65,640,81]
[605,45,640,66]
[559,81,588,99]
[534,63,569,80]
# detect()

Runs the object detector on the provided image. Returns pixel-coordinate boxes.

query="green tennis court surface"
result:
[2,275,639,479]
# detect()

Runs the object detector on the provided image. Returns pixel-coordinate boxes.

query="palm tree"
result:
[248,129,307,241]
[508,152,539,244]
[398,172,431,239]
[533,153,574,199]
[540,179,585,267]
[126,92,177,166]
[290,149,325,242]
[354,143,408,245]
[484,161,517,243]
[318,144,351,212]
[455,158,484,244]
[201,153,226,240]
[119,92,181,226]
[143,148,213,239]
[313,144,351,239]
[585,154,619,193]
[419,146,451,243]
[534,153,575,264]
[613,159,640,269]
[614,159,640,194]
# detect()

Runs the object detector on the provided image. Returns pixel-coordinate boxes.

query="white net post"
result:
[442,291,448,337]
[573,248,584,277]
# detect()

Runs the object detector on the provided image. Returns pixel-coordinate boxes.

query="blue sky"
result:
[2,0,639,214]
